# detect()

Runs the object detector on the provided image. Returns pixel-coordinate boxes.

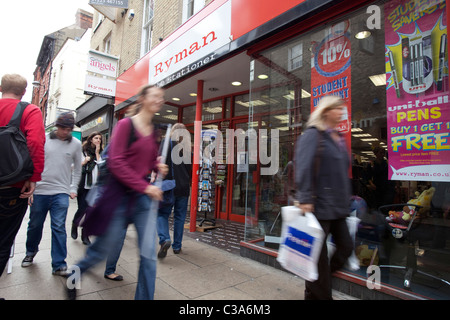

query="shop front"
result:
[76,95,115,144]
[114,0,449,299]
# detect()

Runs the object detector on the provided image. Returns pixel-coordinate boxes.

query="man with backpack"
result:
[0,74,45,278]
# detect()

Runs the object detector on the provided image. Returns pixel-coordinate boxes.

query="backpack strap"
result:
[8,102,29,128]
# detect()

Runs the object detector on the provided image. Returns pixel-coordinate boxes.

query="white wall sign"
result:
[148,1,231,86]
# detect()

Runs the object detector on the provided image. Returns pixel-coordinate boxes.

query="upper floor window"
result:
[141,0,155,56]
[182,0,204,22]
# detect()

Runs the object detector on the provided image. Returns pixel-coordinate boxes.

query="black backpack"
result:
[0,102,34,186]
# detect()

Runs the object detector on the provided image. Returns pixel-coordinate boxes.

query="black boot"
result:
[71,223,78,240]
[81,228,91,245]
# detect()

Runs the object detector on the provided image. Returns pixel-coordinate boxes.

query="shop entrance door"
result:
[221,118,260,223]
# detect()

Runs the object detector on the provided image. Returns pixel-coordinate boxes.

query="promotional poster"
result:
[311,20,352,151]
[385,0,449,181]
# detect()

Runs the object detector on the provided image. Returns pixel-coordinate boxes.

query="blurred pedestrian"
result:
[294,95,353,300]
[157,123,192,258]
[22,112,81,276]
[69,85,168,300]
[71,131,103,245]
[0,74,45,278]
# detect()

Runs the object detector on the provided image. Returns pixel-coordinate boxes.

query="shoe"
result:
[104,274,124,281]
[52,266,69,276]
[21,255,34,267]
[157,241,171,259]
[67,288,77,300]
[71,223,78,240]
[173,248,181,254]
[81,229,91,245]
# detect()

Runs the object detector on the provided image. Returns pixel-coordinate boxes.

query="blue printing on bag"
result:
[284,226,316,257]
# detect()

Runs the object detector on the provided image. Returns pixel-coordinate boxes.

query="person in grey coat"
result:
[294,95,353,300]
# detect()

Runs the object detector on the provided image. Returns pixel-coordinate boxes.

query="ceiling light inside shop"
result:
[258,74,269,80]
[172,97,180,101]
[189,93,197,96]
[205,107,222,114]
[352,133,372,137]
[355,30,371,39]
[369,74,386,86]
[231,81,242,86]
[163,115,178,120]
[361,138,379,142]
[235,100,266,107]
[283,89,311,100]
[351,128,363,132]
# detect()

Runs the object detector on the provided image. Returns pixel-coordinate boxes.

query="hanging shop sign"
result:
[148,0,232,87]
[89,0,128,9]
[385,0,449,181]
[310,20,352,149]
[84,75,117,99]
[87,50,119,78]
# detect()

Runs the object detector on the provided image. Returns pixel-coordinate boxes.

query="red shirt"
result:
[0,98,46,187]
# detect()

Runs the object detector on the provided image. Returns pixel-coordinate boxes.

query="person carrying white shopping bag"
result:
[292,96,354,300]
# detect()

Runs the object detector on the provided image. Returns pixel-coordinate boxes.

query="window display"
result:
[247,0,450,299]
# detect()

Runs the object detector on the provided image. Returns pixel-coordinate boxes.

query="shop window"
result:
[154,104,178,125]
[182,105,196,124]
[247,0,450,299]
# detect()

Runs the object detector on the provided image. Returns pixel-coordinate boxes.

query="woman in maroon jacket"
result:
[70,85,168,300]
[0,74,45,278]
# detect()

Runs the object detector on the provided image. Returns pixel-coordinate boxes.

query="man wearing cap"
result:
[21,112,81,276]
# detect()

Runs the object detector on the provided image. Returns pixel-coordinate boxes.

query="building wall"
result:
[47,31,91,127]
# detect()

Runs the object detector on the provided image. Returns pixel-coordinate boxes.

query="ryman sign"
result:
[149,1,231,86]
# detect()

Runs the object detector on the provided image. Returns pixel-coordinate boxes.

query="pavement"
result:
[0,199,357,301]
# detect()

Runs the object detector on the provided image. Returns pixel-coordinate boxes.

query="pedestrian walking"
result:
[21,112,81,276]
[294,95,353,300]
[71,131,103,245]
[69,85,168,300]
[0,74,45,278]
[157,123,192,258]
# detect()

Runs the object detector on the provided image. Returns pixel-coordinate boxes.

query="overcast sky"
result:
[0,1,93,102]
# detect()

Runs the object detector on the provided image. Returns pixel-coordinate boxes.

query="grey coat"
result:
[294,127,352,220]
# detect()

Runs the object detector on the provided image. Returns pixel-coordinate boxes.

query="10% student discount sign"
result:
[311,21,352,143]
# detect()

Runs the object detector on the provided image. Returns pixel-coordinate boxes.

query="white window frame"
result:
[141,0,155,57]
[288,43,303,71]
[182,0,204,23]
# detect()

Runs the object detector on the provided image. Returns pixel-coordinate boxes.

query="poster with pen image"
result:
[385,0,450,181]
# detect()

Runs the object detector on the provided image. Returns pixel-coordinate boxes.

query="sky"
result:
[0,1,94,102]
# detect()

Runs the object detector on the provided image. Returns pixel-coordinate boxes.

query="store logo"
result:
[170,121,279,175]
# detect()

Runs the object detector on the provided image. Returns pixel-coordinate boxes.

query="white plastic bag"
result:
[326,213,361,271]
[277,206,325,281]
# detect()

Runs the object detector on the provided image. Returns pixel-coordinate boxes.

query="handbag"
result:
[160,140,176,207]
[277,205,325,281]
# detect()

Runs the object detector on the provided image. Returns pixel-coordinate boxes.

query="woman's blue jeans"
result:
[26,194,69,272]
[157,196,188,250]
[75,193,158,300]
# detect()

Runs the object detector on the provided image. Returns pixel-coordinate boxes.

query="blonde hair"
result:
[1,74,27,96]
[306,95,346,131]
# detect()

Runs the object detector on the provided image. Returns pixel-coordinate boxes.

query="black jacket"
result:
[294,127,352,220]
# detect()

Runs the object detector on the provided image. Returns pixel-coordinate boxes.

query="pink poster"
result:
[385,0,450,181]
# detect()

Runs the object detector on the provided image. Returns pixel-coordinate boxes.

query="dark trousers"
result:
[305,218,353,300]
[0,188,28,277]
[72,186,89,226]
